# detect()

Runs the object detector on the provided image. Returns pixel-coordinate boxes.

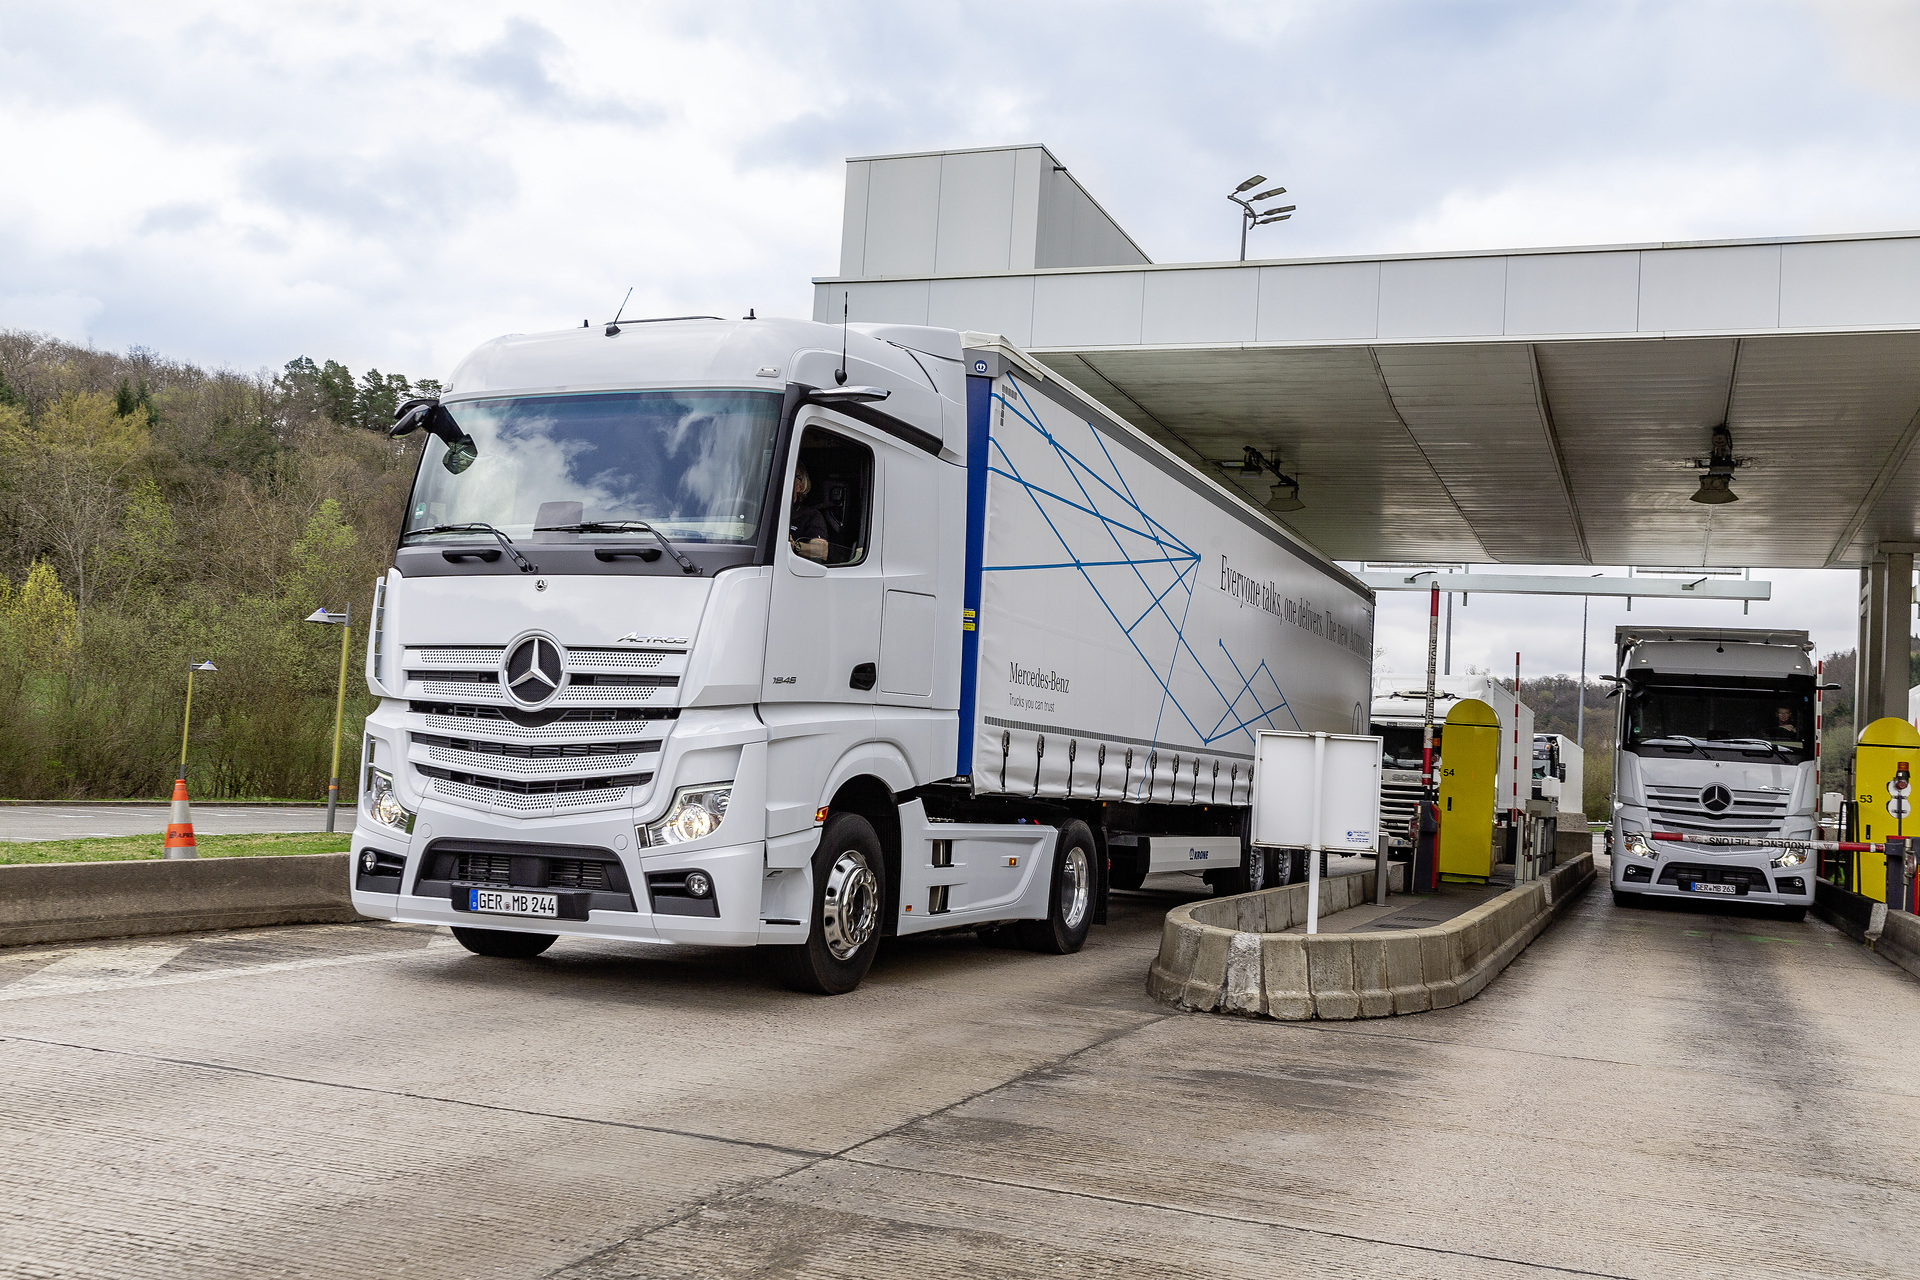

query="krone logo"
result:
[1699,784,1733,814]
[502,635,565,707]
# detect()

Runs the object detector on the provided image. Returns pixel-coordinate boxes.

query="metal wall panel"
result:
[928,276,1037,346]
[1378,256,1508,338]
[1503,251,1640,336]
[1141,268,1258,346]
[933,149,1019,275]
[1780,239,1920,330]
[1032,271,1144,348]
[820,279,931,326]
[838,161,871,280]
[1256,261,1381,342]
[1638,244,1782,332]
[860,154,943,278]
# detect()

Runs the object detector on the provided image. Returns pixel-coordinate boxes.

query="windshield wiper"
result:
[1714,737,1793,759]
[402,523,538,574]
[1639,735,1707,755]
[535,521,698,575]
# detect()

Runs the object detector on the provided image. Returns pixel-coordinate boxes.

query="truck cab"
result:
[1608,627,1818,917]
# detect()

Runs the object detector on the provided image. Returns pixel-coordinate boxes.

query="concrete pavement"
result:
[0,804,329,842]
[0,857,1914,1278]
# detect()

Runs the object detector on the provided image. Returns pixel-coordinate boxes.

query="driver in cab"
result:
[1769,705,1801,741]
[789,462,830,563]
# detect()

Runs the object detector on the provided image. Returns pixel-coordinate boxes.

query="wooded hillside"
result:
[0,331,428,799]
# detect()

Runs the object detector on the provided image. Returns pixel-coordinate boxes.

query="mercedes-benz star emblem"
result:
[503,636,564,707]
[1700,784,1733,814]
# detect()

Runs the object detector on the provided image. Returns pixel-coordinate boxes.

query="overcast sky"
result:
[3,0,1915,678]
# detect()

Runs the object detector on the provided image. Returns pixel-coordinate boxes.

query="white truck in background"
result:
[348,317,1374,993]
[1371,673,1534,855]
[1608,626,1818,919]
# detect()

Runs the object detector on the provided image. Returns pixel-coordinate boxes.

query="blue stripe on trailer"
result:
[957,374,993,776]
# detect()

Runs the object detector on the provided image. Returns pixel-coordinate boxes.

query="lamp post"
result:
[178,660,217,782]
[305,606,352,832]
[1229,174,1296,261]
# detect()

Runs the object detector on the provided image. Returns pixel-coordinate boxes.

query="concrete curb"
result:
[0,854,363,948]
[1147,853,1595,1020]
[1813,879,1920,983]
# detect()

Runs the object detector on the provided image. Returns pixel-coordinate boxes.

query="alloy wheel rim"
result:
[822,849,879,960]
[1061,845,1091,929]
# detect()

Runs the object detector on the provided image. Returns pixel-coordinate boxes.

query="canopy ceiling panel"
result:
[1046,346,1489,562]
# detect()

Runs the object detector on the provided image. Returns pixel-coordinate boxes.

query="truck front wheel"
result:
[768,812,887,995]
[1020,820,1097,954]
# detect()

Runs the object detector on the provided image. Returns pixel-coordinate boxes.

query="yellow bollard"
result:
[1437,698,1501,882]
[1853,717,1920,903]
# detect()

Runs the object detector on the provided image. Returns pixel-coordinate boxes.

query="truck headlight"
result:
[642,785,732,847]
[1622,832,1656,859]
[1771,849,1808,868]
[365,767,415,833]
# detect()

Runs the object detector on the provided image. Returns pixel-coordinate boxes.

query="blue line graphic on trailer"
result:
[982,377,1301,790]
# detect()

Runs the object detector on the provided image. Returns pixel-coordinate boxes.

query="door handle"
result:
[849,663,877,691]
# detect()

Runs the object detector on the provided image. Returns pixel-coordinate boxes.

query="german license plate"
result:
[468,888,559,917]
[1686,881,1740,896]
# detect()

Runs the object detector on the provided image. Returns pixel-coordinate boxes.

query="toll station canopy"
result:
[815,145,1920,573]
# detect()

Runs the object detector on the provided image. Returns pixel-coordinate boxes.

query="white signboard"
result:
[1251,731,1383,853]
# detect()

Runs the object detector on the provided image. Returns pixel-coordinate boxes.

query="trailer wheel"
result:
[1267,849,1296,886]
[767,812,886,995]
[450,927,557,958]
[1020,820,1097,954]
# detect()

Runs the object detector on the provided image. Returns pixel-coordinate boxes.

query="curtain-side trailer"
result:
[348,318,1373,992]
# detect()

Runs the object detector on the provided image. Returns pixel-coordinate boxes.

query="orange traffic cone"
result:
[163,778,198,859]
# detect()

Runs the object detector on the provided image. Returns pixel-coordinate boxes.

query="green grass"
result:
[0,831,353,865]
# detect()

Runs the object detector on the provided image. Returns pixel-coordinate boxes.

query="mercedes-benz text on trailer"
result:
[1608,627,1819,919]
[348,318,1373,993]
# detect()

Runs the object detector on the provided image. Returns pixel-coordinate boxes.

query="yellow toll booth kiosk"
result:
[1850,716,1920,904]
[1437,698,1502,882]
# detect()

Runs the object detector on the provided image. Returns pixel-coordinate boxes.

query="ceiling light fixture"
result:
[1223,445,1305,514]
[1689,423,1741,505]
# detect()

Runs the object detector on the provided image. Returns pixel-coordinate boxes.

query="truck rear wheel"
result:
[767,812,886,995]
[1020,820,1097,954]
[450,927,557,958]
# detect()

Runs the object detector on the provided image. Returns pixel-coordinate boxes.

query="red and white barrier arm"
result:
[1646,831,1880,854]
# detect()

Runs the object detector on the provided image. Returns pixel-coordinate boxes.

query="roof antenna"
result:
[743,307,756,320]
[605,286,633,337]
[834,293,849,385]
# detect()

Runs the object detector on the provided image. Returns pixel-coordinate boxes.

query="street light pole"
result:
[178,660,217,782]
[306,606,352,833]
[1228,175,1296,261]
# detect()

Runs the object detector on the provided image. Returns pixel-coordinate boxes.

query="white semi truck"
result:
[1608,627,1819,918]
[348,318,1374,992]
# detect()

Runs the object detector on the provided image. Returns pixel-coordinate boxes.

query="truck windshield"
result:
[402,390,783,545]
[1375,724,1439,770]
[1624,681,1814,763]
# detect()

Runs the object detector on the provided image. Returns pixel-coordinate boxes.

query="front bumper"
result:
[1609,841,1814,905]
[348,804,793,948]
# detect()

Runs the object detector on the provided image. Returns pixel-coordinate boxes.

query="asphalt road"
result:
[0,860,1914,1278]
[0,804,329,842]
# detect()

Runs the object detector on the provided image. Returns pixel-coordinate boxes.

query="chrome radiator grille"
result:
[398,642,685,814]
[1645,783,1790,836]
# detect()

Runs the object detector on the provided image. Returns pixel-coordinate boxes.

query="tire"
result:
[1020,820,1098,954]
[1779,905,1808,923]
[1611,889,1640,909]
[1204,824,1266,896]
[1109,847,1148,891]
[1268,849,1297,886]
[451,926,558,958]
[768,812,887,995]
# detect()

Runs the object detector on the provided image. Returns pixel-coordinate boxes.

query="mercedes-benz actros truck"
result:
[347,317,1373,992]
[1607,627,1819,919]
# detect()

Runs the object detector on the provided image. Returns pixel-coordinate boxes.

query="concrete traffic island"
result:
[1812,877,1920,982]
[1147,852,1595,1019]
[0,853,362,947]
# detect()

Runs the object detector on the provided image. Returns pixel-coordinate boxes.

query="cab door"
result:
[762,420,883,707]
